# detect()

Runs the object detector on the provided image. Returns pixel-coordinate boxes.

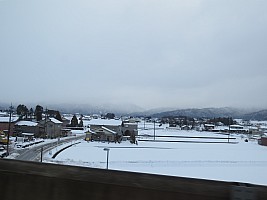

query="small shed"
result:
[258,136,267,146]
[204,124,215,131]
[22,133,35,142]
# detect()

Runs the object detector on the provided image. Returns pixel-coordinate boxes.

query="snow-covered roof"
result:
[260,126,267,130]
[248,126,258,130]
[213,126,229,131]
[250,120,267,126]
[204,124,215,127]
[0,116,19,123]
[123,122,138,126]
[230,125,244,128]
[49,118,62,124]
[101,126,117,134]
[22,133,34,136]
[16,121,38,126]
[88,119,122,126]
[0,112,8,116]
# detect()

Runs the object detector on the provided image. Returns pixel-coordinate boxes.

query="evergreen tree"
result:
[79,119,83,127]
[106,113,115,119]
[29,108,34,119]
[16,104,29,119]
[35,105,43,121]
[71,115,78,127]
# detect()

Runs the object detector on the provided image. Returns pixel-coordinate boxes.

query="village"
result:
[1,106,267,186]
[1,105,267,158]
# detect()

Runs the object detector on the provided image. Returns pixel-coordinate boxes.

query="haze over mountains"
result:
[149,107,267,120]
[1,102,267,121]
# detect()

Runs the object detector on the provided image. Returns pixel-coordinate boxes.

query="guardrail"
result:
[51,141,81,159]
[0,159,266,200]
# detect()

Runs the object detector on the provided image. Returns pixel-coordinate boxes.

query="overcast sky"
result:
[0,0,267,110]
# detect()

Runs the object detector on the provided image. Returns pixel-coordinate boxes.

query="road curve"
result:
[11,135,85,162]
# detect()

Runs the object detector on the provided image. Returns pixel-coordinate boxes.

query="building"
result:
[86,119,138,142]
[229,125,248,133]
[121,120,138,136]
[61,117,71,128]
[204,124,215,131]
[258,135,267,146]
[38,118,63,138]
[0,116,19,136]
[86,126,118,142]
[14,120,38,137]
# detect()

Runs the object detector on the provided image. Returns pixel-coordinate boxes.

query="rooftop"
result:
[88,119,122,126]
[16,121,38,127]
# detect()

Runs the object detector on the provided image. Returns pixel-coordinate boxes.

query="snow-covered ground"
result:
[44,122,267,186]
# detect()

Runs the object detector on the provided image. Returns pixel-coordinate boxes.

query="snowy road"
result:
[10,135,85,161]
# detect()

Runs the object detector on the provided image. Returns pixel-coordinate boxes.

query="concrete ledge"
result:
[0,159,267,200]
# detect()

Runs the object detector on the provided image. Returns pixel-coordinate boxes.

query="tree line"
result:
[16,104,62,122]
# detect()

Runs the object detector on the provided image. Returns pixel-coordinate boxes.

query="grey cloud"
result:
[1,0,267,109]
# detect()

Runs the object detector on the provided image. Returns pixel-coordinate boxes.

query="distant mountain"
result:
[130,107,176,117]
[242,110,267,121]
[140,107,265,120]
[0,102,12,111]
[1,101,267,120]
[44,103,144,116]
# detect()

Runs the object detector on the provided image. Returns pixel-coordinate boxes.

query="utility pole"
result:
[154,120,156,141]
[44,107,48,139]
[144,117,145,130]
[228,117,230,143]
[103,148,110,169]
[40,147,43,162]
[6,104,13,157]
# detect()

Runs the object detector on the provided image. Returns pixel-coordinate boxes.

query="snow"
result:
[49,117,62,124]
[0,116,19,122]
[43,122,267,186]
[101,126,117,134]
[87,119,122,126]
[0,112,8,116]
[15,121,38,126]
[21,133,34,136]
[70,130,86,135]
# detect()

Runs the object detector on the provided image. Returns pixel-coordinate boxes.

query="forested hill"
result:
[147,107,267,120]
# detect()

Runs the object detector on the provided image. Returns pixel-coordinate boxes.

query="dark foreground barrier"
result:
[0,159,266,200]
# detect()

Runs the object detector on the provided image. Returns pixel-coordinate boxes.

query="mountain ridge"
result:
[131,107,267,120]
[1,102,267,120]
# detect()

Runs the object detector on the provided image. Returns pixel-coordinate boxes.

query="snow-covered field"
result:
[44,123,267,186]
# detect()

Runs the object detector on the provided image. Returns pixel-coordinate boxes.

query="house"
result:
[86,126,118,142]
[38,118,63,138]
[0,116,19,136]
[258,135,267,146]
[259,125,267,134]
[14,120,38,137]
[86,119,138,142]
[229,125,248,133]
[204,124,215,131]
[121,120,138,136]
[181,125,191,130]
[21,132,35,142]
[89,119,122,135]
[61,117,71,128]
